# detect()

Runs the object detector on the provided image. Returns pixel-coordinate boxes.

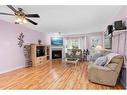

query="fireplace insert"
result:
[52,50,62,59]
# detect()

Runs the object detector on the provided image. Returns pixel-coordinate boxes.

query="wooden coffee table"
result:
[65,58,79,66]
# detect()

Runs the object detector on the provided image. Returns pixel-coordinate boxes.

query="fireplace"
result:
[52,50,62,59]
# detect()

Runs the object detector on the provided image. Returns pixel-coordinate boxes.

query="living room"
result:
[0,3,126,94]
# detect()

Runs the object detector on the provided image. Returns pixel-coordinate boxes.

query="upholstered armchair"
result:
[88,55,124,86]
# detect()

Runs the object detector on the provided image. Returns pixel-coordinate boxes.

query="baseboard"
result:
[0,65,26,74]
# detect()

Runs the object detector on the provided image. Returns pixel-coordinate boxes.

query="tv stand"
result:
[31,44,50,66]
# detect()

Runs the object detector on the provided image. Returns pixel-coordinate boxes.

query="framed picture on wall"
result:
[90,36,102,48]
[104,31,112,49]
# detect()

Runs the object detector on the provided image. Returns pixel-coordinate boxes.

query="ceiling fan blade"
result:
[7,5,17,12]
[26,18,37,25]
[25,14,40,18]
[0,12,14,16]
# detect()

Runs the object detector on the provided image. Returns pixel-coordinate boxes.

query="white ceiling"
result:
[0,5,124,35]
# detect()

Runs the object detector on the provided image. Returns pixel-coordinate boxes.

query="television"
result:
[36,46,45,57]
[51,37,63,45]
[114,20,126,30]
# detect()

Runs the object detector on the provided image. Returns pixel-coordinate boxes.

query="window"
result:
[66,38,81,49]
[71,39,79,49]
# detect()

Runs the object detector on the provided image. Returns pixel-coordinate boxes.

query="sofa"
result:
[65,49,82,61]
[88,55,124,86]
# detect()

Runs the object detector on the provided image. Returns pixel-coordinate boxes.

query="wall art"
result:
[17,32,24,47]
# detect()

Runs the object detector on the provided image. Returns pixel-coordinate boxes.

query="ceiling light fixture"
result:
[22,18,27,23]
[15,15,27,24]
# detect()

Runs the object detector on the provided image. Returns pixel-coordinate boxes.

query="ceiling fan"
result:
[0,5,40,25]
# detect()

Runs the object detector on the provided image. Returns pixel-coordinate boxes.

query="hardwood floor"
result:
[0,59,124,90]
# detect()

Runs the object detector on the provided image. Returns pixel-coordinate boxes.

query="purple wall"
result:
[84,32,103,49]
[47,32,103,49]
[0,20,48,74]
[0,20,103,74]
[109,7,127,23]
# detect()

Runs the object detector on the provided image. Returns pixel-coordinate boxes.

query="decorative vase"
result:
[38,40,42,45]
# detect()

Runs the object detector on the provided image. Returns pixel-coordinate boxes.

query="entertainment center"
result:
[31,44,50,66]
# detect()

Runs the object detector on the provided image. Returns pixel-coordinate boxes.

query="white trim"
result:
[0,65,26,74]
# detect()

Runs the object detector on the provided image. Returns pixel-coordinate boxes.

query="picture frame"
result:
[90,36,102,48]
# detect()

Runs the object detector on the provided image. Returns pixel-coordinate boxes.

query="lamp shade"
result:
[95,45,103,51]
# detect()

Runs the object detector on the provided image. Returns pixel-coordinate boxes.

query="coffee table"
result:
[65,58,79,66]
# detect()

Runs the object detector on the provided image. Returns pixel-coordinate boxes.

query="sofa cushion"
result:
[94,56,108,66]
[106,62,118,71]
[110,55,123,64]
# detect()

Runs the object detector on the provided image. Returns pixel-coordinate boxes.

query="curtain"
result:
[82,36,87,50]
[112,34,119,53]
[118,32,126,55]
[112,30,127,64]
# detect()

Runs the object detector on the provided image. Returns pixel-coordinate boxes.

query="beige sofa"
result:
[88,55,124,86]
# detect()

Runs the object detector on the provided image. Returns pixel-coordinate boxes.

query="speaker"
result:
[107,25,113,34]
[114,20,126,30]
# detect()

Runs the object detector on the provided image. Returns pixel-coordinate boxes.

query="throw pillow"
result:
[68,51,72,55]
[94,56,108,66]
[76,51,81,55]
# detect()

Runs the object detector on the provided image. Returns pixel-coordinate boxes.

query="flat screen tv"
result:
[51,37,63,45]
[36,46,45,57]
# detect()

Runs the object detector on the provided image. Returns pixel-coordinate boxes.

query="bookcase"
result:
[24,45,32,67]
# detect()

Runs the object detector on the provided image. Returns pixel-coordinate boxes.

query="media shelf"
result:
[31,44,50,66]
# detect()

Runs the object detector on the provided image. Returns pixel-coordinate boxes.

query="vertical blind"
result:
[112,30,127,65]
